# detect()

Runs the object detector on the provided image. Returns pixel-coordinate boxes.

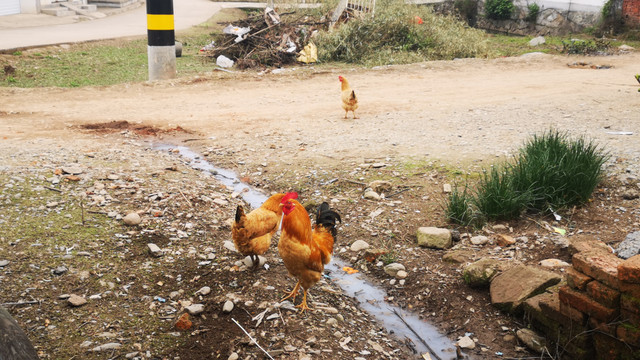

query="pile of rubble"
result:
[200,8,327,69]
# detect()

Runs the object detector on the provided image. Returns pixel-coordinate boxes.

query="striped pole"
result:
[147,0,176,81]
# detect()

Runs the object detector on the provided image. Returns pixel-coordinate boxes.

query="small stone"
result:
[516,328,546,353]
[228,353,239,360]
[529,36,545,46]
[196,286,211,296]
[496,234,516,247]
[53,266,68,275]
[363,190,381,201]
[223,300,234,313]
[396,270,408,279]
[326,318,338,327]
[443,183,452,193]
[175,313,192,331]
[470,235,489,245]
[90,343,122,352]
[147,243,163,257]
[68,294,87,307]
[223,240,237,252]
[350,240,370,252]
[0,260,9,267]
[186,304,205,315]
[539,259,570,268]
[123,212,141,226]
[457,335,475,349]
[62,166,82,175]
[384,263,405,277]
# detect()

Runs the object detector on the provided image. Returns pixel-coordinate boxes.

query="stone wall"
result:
[524,237,640,359]
[431,0,603,35]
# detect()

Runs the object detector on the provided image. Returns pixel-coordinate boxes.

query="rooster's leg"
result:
[352,110,358,119]
[296,289,312,313]
[250,254,259,268]
[344,110,348,119]
[280,281,301,303]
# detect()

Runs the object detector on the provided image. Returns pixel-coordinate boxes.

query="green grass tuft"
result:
[446,130,609,225]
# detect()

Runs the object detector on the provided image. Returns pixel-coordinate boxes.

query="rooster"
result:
[278,194,341,313]
[339,75,358,119]
[232,193,293,268]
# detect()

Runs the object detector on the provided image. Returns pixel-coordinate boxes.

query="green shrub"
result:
[526,3,540,22]
[446,130,609,225]
[562,38,610,54]
[484,0,515,20]
[314,0,489,66]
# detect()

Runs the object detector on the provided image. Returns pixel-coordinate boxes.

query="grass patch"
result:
[446,130,609,225]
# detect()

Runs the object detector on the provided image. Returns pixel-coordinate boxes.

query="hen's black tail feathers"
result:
[235,205,245,223]
[316,202,341,239]
[350,90,357,101]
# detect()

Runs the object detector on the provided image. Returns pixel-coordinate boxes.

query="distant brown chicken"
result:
[339,75,358,119]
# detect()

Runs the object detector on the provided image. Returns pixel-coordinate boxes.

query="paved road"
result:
[0,1,265,51]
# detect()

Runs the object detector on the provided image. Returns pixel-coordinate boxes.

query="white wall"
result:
[21,0,42,14]
[515,0,606,12]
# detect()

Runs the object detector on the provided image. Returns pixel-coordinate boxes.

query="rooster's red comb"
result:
[281,192,298,203]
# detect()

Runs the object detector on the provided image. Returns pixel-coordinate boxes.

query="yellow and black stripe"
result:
[146,0,174,46]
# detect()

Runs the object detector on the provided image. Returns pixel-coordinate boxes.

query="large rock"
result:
[616,231,640,259]
[0,307,39,360]
[463,258,502,288]
[490,265,561,314]
[416,227,452,249]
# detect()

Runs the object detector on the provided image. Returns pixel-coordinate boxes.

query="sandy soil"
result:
[1,51,639,360]
[2,51,639,166]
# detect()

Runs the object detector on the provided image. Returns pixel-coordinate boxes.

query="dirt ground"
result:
[1,50,640,360]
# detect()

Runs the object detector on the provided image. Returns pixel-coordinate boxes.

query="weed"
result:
[526,3,540,22]
[484,0,515,20]
[446,183,476,226]
[315,0,488,66]
[562,38,610,55]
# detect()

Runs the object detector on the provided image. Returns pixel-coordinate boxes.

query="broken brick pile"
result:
[525,237,640,359]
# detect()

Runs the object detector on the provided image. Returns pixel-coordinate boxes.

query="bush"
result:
[484,0,515,20]
[562,38,610,55]
[446,130,609,225]
[314,0,489,66]
[526,3,540,22]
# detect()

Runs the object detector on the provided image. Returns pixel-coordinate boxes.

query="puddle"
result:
[153,144,266,209]
[155,143,459,360]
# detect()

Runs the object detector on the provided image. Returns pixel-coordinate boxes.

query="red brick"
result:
[572,251,622,289]
[589,317,617,336]
[586,280,620,308]
[559,285,619,322]
[618,255,640,284]
[568,235,613,255]
[621,293,640,315]
[566,267,592,290]
[621,309,640,325]
[620,281,640,299]
[616,323,640,347]
[556,298,587,324]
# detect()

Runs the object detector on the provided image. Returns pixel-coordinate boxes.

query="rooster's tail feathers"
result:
[316,202,341,239]
[350,90,357,101]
